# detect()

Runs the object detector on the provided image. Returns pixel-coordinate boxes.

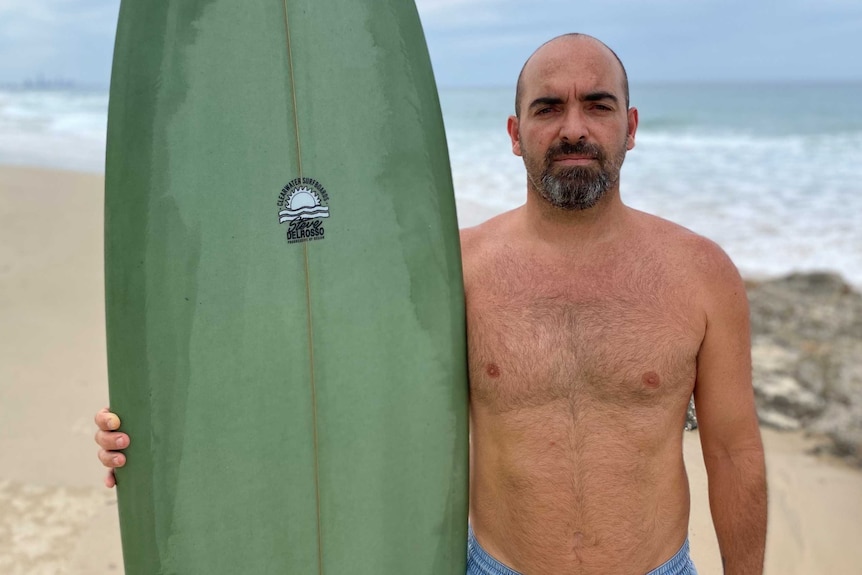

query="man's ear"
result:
[507,115,522,156]
[626,107,639,151]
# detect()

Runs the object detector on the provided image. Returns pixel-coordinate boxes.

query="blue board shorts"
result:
[467,525,698,575]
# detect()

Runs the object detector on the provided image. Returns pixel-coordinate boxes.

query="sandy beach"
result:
[1,164,861,574]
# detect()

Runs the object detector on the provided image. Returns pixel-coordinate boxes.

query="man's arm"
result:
[693,246,767,575]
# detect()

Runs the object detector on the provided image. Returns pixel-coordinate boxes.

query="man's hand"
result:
[94,407,130,488]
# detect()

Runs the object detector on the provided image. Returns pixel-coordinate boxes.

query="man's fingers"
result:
[95,429,129,451]
[98,448,126,469]
[95,407,121,431]
[96,409,125,489]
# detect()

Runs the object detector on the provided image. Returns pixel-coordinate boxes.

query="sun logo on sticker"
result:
[278,186,330,223]
[277,177,331,245]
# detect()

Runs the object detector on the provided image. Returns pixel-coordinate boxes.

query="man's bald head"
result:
[514,34,630,118]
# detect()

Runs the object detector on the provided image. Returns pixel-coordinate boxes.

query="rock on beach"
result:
[747,273,862,465]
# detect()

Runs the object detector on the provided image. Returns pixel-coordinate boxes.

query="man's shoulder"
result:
[459,208,519,256]
[636,210,732,265]
[633,210,745,301]
[458,208,523,286]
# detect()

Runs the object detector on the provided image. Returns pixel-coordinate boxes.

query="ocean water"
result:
[0,88,108,174]
[1,83,860,286]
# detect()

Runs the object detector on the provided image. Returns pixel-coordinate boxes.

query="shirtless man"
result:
[96,34,767,574]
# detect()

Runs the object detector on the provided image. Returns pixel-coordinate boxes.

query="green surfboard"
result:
[104,1,469,573]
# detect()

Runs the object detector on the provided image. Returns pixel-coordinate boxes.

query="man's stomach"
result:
[469,404,691,574]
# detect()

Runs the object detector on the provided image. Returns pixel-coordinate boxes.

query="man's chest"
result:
[465,265,704,413]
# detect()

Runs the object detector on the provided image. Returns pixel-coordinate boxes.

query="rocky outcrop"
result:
[747,273,862,465]
[686,273,862,466]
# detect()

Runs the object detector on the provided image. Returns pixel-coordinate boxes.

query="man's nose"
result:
[558,107,588,142]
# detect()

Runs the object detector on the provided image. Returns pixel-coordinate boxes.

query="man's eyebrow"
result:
[582,91,619,103]
[528,92,619,110]
[528,96,564,109]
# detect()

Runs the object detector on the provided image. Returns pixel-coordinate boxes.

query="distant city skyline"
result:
[0,0,860,88]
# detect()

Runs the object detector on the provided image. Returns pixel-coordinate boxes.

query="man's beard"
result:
[528,139,627,211]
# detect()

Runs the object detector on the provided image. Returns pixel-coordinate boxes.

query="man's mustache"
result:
[545,141,604,162]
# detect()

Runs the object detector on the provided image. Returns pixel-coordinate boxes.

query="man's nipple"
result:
[642,371,661,389]
[486,363,501,378]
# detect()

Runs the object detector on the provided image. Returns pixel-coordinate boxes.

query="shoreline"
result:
[2,164,861,573]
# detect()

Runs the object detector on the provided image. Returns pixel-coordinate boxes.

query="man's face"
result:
[508,37,638,211]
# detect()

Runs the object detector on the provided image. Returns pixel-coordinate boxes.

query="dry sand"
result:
[1,164,860,574]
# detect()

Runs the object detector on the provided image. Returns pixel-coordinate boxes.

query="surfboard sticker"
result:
[278,177,331,244]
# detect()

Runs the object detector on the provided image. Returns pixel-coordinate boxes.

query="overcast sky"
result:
[1,0,860,87]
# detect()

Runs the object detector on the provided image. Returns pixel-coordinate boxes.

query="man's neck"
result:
[521,186,632,255]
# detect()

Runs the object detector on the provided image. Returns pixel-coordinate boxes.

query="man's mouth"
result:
[552,155,597,166]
